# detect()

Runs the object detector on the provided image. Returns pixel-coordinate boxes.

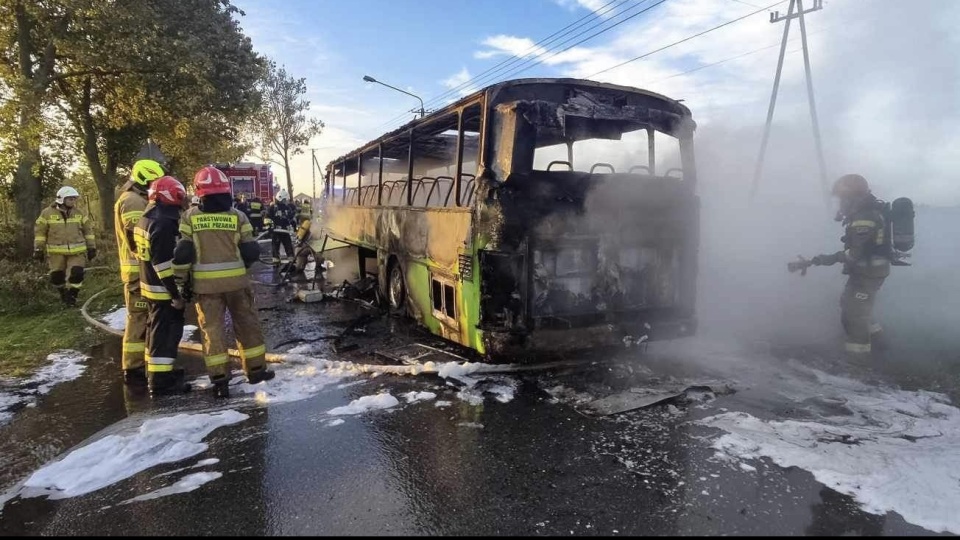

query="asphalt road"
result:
[0,260,954,536]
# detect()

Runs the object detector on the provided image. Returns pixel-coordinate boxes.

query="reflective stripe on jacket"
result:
[842,203,890,278]
[135,203,182,301]
[34,204,94,254]
[179,207,255,295]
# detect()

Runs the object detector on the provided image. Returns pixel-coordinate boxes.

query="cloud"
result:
[442,67,471,89]
[469,0,960,204]
[475,35,547,60]
[554,0,618,16]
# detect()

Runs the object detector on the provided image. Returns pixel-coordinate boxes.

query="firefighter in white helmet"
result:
[266,189,297,265]
[34,186,96,306]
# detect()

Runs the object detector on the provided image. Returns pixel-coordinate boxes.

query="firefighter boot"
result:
[123,366,148,387]
[148,369,192,396]
[64,288,79,307]
[57,288,70,305]
[247,366,275,384]
[211,376,230,399]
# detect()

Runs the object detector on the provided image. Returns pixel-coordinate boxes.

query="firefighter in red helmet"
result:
[134,176,191,395]
[175,166,274,398]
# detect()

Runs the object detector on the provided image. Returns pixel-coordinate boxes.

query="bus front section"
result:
[475,80,699,357]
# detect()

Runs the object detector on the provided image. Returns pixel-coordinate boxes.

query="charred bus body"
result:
[323,78,699,359]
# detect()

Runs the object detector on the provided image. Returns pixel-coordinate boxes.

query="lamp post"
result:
[363,75,425,118]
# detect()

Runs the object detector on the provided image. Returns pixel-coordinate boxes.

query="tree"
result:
[250,61,323,196]
[51,0,265,231]
[0,0,79,256]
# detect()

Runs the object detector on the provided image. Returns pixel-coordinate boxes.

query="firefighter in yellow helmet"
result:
[788,174,891,355]
[175,166,274,398]
[34,186,95,306]
[114,158,165,386]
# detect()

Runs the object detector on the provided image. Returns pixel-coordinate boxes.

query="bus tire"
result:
[388,259,406,312]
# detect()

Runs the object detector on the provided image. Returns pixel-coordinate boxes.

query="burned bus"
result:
[323,78,699,358]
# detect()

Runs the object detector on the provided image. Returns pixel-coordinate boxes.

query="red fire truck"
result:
[212,162,278,201]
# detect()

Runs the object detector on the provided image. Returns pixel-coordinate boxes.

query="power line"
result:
[371,0,644,133]
[466,0,668,91]
[587,0,786,79]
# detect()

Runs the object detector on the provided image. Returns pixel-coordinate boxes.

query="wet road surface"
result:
[0,260,955,536]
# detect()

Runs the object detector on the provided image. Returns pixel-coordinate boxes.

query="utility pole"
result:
[749,0,828,207]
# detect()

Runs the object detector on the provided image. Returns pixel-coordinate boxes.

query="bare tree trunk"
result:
[13,146,42,257]
[76,78,117,235]
[283,148,293,196]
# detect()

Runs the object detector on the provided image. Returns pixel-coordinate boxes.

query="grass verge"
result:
[0,243,123,379]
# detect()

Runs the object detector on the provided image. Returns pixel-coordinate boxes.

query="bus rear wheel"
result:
[388,262,406,312]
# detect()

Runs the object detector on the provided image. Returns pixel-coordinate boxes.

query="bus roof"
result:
[327,78,693,170]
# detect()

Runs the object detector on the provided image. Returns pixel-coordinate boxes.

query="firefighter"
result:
[297,197,313,223]
[788,174,891,356]
[235,193,250,219]
[114,158,165,386]
[247,194,265,234]
[176,166,274,398]
[134,176,191,395]
[34,186,96,306]
[266,189,297,265]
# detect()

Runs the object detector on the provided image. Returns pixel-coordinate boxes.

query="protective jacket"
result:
[247,198,264,220]
[34,204,94,255]
[267,201,298,230]
[134,203,183,301]
[816,196,891,278]
[114,184,148,283]
[177,206,258,294]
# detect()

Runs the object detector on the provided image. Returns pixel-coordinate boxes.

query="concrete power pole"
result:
[749,0,828,207]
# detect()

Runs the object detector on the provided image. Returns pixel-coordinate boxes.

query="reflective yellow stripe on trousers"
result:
[145,354,175,372]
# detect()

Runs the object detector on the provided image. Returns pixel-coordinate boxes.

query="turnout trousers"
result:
[122,282,148,370]
[195,288,267,381]
[271,230,294,260]
[840,275,885,354]
[145,300,185,374]
[47,253,85,291]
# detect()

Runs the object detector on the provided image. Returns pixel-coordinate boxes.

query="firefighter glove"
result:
[86,247,97,261]
[787,255,813,276]
[34,248,45,261]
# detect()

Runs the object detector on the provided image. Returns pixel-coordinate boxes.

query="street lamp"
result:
[363,75,425,118]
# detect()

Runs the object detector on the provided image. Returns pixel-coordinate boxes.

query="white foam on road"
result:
[100,306,127,330]
[700,375,960,534]
[0,350,89,426]
[100,308,196,342]
[327,393,400,415]
[180,325,198,343]
[18,410,247,500]
[401,391,437,404]
[212,357,354,405]
[121,472,223,505]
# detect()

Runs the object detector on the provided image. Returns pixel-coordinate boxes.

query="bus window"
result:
[360,148,379,205]
[379,136,411,207]
[458,104,482,207]
[533,129,656,175]
[411,114,459,207]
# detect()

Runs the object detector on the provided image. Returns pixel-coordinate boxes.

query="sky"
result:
[231,0,960,205]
